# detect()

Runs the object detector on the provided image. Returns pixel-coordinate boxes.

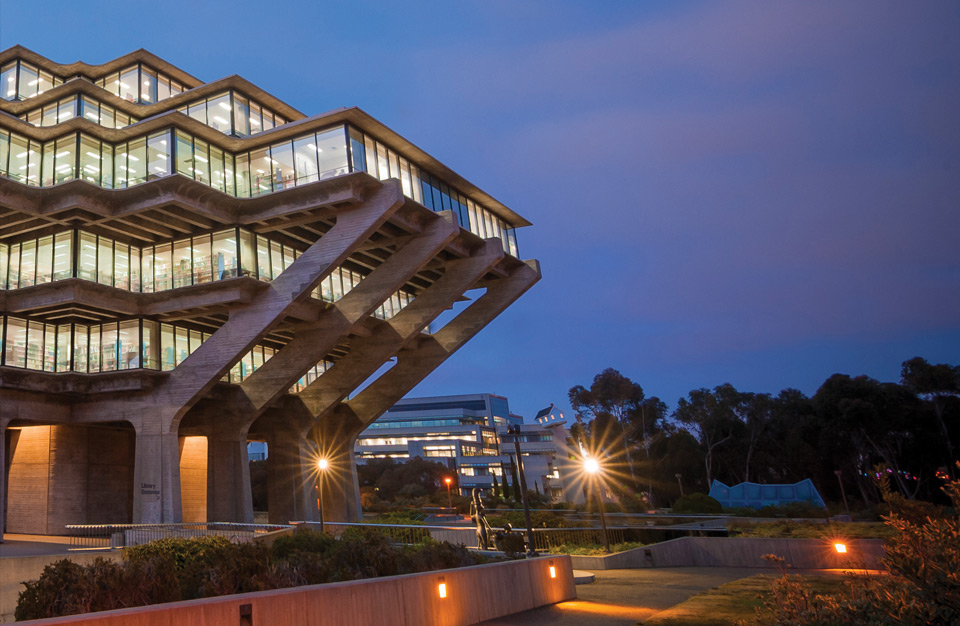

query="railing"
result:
[65,522,293,550]
[308,522,628,550]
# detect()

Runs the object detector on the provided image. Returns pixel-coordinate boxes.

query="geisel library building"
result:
[0,47,539,535]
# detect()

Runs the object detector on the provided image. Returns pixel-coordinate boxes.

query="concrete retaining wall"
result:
[10,556,575,626]
[569,537,884,571]
[1,551,123,623]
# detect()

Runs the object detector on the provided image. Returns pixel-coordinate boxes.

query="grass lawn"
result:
[641,574,846,626]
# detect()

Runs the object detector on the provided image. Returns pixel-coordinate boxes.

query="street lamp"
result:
[507,425,538,557]
[584,455,610,553]
[444,477,453,511]
[317,458,329,533]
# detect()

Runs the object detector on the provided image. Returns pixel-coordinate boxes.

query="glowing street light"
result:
[834,542,847,554]
[583,455,610,553]
[317,458,329,533]
[444,477,453,510]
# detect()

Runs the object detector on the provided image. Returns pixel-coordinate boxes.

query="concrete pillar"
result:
[265,425,312,524]
[0,417,8,540]
[206,430,254,523]
[132,426,182,524]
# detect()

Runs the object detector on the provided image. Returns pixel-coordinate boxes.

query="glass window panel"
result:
[19,240,36,287]
[175,131,193,177]
[140,67,158,103]
[233,94,250,136]
[210,145,225,191]
[262,110,275,132]
[270,241,283,279]
[7,244,20,289]
[36,236,53,285]
[54,135,76,184]
[88,325,101,372]
[293,136,319,184]
[175,326,189,365]
[100,142,114,189]
[25,321,43,369]
[192,234,212,284]
[270,142,295,189]
[154,243,171,291]
[1,62,16,99]
[235,152,250,197]
[256,235,271,280]
[40,323,56,370]
[143,320,159,370]
[130,246,141,292]
[0,129,9,178]
[239,229,254,276]
[157,77,172,102]
[98,236,113,286]
[172,238,192,288]
[118,320,139,369]
[188,101,207,124]
[316,127,347,178]
[248,102,263,133]
[398,157,412,197]
[250,147,272,195]
[160,324,175,370]
[223,152,236,196]
[4,317,26,367]
[8,134,29,183]
[114,243,130,290]
[18,64,39,99]
[208,93,232,133]
[41,141,55,186]
[213,230,237,279]
[118,67,138,102]
[349,127,366,173]
[78,232,97,281]
[364,135,377,176]
[101,322,118,371]
[376,143,389,181]
[141,247,154,293]
[123,137,147,186]
[74,325,88,372]
[42,104,58,127]
[147,131,170,179]
[0,243,8,289]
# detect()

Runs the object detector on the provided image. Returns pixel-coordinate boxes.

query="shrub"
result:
[751,466,960,625]
[672,492,723,514]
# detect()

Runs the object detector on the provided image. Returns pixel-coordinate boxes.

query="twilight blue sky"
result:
[2,1,958,422]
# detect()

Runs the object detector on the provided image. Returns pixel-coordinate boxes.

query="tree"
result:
[509,456,522,502]
[901,357,960,478]
[673,384,742,486]
[492,474,501,499]
[569,368,645,482]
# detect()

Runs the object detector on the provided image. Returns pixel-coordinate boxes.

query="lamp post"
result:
[444,477,453,510]
[584,456,610,553]
[834,469,850,517]
[507,425,538,557]
[675,473,684,498]
[317,458,328,533]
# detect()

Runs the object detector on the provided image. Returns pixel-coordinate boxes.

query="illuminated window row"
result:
[19,95,138,129]
[0,60,63,100]
[0,124,519,253]
[178,91,285,137]
[0,229,415,319]
[356,433,478,446]
[365,418,470,430]
[95,63,186,104]
[0,315,330,385]
[350,129,519,256]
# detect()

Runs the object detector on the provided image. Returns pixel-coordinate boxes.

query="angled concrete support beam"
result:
[160,180,405,424]
[347,259,541,426]
[297,239,505,419]
[238,210,458,414]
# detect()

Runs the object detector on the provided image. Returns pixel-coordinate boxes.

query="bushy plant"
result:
[673,492,723,514]
[751,466,960,625]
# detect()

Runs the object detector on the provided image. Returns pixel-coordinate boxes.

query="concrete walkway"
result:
[478,567,773,626]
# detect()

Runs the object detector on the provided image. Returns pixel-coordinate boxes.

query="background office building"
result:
[0,46,539,535]
[354,395,582,502]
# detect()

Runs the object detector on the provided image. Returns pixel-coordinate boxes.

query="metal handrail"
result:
[65,522,293,550]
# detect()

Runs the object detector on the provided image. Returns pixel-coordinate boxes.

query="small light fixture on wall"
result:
[438,576,447,599]
[834,542,847,554]
[548,560,557,579]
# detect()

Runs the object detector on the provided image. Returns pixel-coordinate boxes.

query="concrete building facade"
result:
[0,47,539,535]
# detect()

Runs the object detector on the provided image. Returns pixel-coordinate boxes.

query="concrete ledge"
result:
[11,556,575,626]
[568,537,884,571]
